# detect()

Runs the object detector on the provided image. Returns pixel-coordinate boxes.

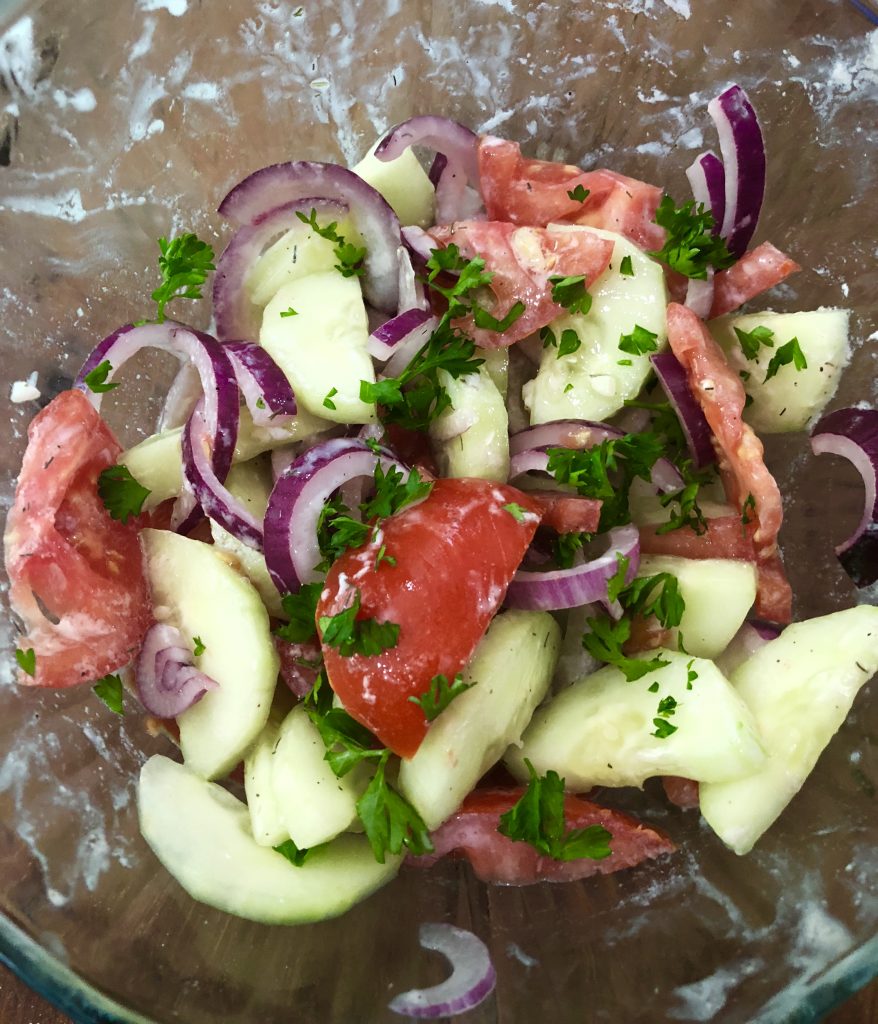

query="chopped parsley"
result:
[472,301,526,333]
[280,306,299,318]
[15,647,36,677]
[93,673,124,714]
[273,838,313,867]
[276,583,324,645]
[151,233,216,323]
[686,659,698,690]
[363,463,432,521]
[296,208,366,278]
[656,480,708,536]
[192,636,206,657]
[649,195,735,280]
[647,681,660,693]
[323,386,338,410]
[97,465,151,523]
[619,255,635,277]
[307,704,386,777]
[657,695,678,717]
[564,382,574,393]
[618,324,659,357]
[764,337,807,382]
[620,571,685,630]
[739,370,751,382]
[652,717,678,739]
[375,544,396,569]
[498,759,612,861]
[318,589,400,658]
[733,324,775,361]
[567,184,590,203]
[502,502,529,522]
[552,531,591,570]
[549,274,592,316]
[408,673,474,721]
[83,360,119,394]
[618,358,633,367]
[357,751,434,862]
[582,615,671,681]
[541,326,582,359]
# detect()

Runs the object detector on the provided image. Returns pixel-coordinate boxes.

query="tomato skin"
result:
[413,787,675,884]
[317,478,542,758]
[528,491,602,535]
[4,390,152,687]
[709,242,800,319]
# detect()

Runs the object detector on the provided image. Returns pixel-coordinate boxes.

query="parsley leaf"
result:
[497,759,612,861]
[97,464,151,523]
[408,673,475,721]
[323,387,338,410]
[567,184,590,202]
[280,306,298,318]
[502,502,528,522]
[83,360,119,394]
[734,324,775,361]
[295,208,366,278]
[652,718,678,739]
[93,674,124,714]
[618,324,659,356]
[151,233,216,323]
[540,326,581,358]
[606,553,630,603]
[192,636,206,656]
[356,751,434,862]
[741,492,757,537]
[620,572,685,629]
[362,464,432,521]
[552,531,590,570]
[686,659,698,690]
[550,274,592,316]
[15,647,36,677]
[273,838,314,867]
[318,590,399,658]
[582,615,671,681]
[649,195,735,280]
[764,337,807,382]
[307,705,386,777]
[656,481,708,536]
[619,255,635,277]
[472,300,526,333]
[276,582,323,645]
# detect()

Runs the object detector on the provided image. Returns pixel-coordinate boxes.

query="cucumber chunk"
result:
[243,721,288,848]
[429,365,510,482]
[140,529,279,780]
[122,406,332,509]
[208,459,285,619]
[636,554,757,659]
[260,271,376,424]
[139,755,400,924]
[700,605,878,854]
[709,308,850,433]
[523,226,668,424]
[272,705,369,849]
[507,649,766,789]
[398,609,561,830]
[246,220,342,309]
[351,143,434,228]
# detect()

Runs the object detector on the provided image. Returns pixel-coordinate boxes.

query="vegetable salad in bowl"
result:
[4,87,877,1017]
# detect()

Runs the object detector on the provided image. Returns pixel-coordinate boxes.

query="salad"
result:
[5,85,878,1015]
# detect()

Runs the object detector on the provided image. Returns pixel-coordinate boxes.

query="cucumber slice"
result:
[709,308,850,433]
[141,529,279,780]
[260,271,376,424]
[398,609,560,830]
[138,755,401,924]
[351,143,434,228]
[243,721,288,847]
[208,459,285,619]
[507,649,766,789]
[272,705,369,849]
[429,365,510,482]
[523,225,668,424]
[122,405,332,509]
[246,219,346,310]
[636,554,757,659]
[700,605,878,854]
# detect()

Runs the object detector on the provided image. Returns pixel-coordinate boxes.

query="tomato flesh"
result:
[317,477,542,758]
[4,390,152,687]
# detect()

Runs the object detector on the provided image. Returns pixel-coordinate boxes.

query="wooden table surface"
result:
[0,963,875,1022]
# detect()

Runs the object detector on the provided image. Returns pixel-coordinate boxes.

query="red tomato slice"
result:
[709,242,801,319]
[317,478,542,758]
[427,220,613,348]
[4,390,152,688]
[412,787,674,884]
[528,491,602,535]
[478,136,665,250]
[662,776,700,810]
[665,303,792,623]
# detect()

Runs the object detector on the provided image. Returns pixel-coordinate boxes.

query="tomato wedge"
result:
[709,242,801,319]
[4,390,152,687]
[317,478,541,758]
[413,787,675,884]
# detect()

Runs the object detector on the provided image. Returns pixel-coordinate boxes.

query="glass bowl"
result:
[1,1,876,1021]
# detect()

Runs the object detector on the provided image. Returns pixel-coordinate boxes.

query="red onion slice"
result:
[684,270,714,320]
[218,162,402,312]
[397,245,429,313]
[685,150,726,232]
[182,401,264,549]
[388,923,496,1019]
[810,407,878,587]
[707,84,766,258]
[650,351,716,468]
[225,342,297,427]
[263,437,410,593]
[135,622,219,718]
[158,363,202,432]
[367,308,435,363]
[505,524,640,611]
[382,314,438,378]
[375,116,481,223]
[213,197,348,343]
[401,225,436,265]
